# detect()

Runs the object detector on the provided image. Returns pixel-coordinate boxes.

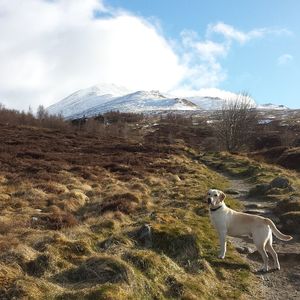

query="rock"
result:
[289,270,300,281]
[267,187,293,195]
[275,198,300,214]
[277,148,300,171]
[279,211,300,234]
[249,183,271,196]
[135,224,152,247]
[235,246,253,254]
[225,189,240,195]
[31,217,39,222]
[270,177,290,189]
[235,246,244,253]
[246,203,260,209]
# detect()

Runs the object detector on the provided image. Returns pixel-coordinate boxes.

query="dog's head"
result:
[206,189,226,206]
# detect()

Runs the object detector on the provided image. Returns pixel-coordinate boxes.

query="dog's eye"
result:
[214,194,217,196]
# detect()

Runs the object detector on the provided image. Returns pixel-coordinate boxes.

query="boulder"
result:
[279,211,300,234]
[224,189,240,195]
[277,148,300,171]
[270,177,290,189]
[249,183,271,196]
[135,224,152,247]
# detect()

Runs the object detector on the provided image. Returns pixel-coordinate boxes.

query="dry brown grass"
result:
[0,123,258,299]
[31,210,79,231]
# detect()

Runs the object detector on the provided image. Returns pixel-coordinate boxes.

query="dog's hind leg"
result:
[266,235,280,270]
[256,244,269,272]
[253,229,269,272]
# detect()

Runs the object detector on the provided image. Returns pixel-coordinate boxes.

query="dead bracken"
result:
[0,108,299,299]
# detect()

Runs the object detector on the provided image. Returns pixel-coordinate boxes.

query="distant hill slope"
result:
[47,83,289,119]
[257,103,289,110]
[70,90,198,119]
[47,83,131,118]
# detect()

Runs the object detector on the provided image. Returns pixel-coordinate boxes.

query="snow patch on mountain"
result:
[257,103,289,110]
[47,83,289,119]
[186,96,255,110]
[47,83,131,118]
[70,90,198,119]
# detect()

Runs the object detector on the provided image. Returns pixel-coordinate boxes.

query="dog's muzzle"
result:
[207,197,212,204]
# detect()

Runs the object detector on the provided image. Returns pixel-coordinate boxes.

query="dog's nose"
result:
[207,197,212,204]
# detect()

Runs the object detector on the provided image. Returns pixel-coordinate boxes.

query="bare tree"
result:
[36,105,48,120]
[215,92,257,152]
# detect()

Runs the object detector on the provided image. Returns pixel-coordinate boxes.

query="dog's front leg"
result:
[218,231,227,259]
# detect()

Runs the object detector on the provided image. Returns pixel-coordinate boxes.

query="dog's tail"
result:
[264,218,293,241]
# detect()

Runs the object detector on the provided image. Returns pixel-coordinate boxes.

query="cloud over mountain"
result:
[0,0,184,110]
[0,1,292,110]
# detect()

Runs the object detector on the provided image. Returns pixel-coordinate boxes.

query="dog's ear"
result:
[219,191,226,202]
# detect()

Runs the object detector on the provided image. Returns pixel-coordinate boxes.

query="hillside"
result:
[1,112,300,299]
[46,84,288,119]
[0,123,260,299]
[47,83,131,118]
[47,85,199,119]
[70,91,198,119]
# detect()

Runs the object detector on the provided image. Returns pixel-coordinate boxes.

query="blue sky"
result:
[107,0,300,108]
[0,0,299,109]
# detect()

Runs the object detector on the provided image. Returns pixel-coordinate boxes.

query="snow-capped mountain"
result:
[70,90,198,119]
[47,83,131,118]
[47,85,199,119]
[186,96,257,110]
[257,103,289,110]
[47,83,289,119]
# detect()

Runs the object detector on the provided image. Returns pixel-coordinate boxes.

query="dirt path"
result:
[221,174,300,300]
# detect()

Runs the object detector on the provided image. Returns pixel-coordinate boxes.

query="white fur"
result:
[207,189,292,272]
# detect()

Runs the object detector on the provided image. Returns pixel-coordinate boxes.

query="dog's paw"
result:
[256,267,268,273]
[218,254,225,259]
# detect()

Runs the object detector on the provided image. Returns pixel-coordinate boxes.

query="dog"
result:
[207,189,292,272]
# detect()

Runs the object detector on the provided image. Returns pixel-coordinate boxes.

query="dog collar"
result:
[210,205,223,212]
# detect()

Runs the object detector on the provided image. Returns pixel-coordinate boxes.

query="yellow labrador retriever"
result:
[207,189,292,271]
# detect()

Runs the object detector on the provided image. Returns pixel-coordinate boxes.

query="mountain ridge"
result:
[47,83,289,119]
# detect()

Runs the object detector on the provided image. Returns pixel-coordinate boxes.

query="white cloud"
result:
[208,22,249,44]
[0,2,293,110]
[0,0,185,110]
[207,22,292,44]
[177,30,229,90]
[277,53,293,66]
[173,22,292,95]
